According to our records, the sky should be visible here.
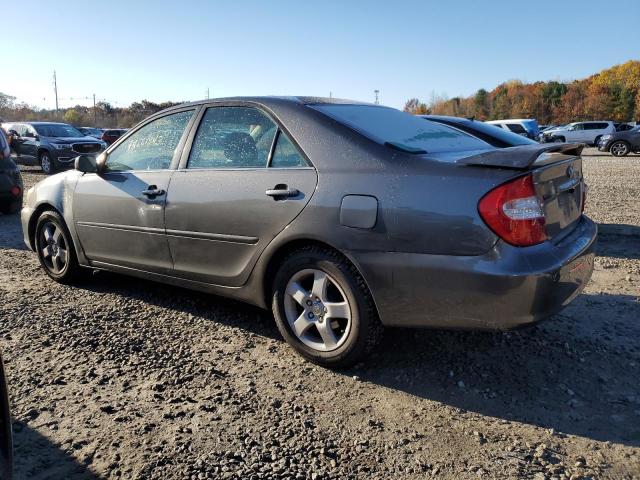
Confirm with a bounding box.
[3,0,639,110]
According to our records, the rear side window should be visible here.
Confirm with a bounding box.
[188,107,277,169]
[311,104,491,154]
[506,123,526,134]
[270,132,308,168]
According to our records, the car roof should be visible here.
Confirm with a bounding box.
[160,96,372,113]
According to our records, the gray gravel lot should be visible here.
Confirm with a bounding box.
[0,148,639,479]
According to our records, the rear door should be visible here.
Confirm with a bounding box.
[165,105,318,287]
[73,108,197,273]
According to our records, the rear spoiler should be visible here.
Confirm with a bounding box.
[457,143,584,170]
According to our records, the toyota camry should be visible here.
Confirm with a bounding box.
[21,97,596,368]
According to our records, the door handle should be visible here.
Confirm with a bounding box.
[266,185,299,199]
[142,185,166,197]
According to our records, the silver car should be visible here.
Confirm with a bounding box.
[21,97,596,368]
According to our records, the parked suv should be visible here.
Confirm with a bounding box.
[598,125,640,157]
[3,122,106,174]
[541,121,615,146]
[486,119,540,139]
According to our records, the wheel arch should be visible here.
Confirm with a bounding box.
[27,202,61,250]
[260,238,381,319]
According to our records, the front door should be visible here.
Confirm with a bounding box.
[73,109,196,273]
[165,106,318,286]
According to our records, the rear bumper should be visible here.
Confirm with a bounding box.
[350,216,597,329]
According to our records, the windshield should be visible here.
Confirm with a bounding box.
[310,104,491,154]
[34,123,85,138]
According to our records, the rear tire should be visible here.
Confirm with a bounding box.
[39,151,56,175]
[35,210,83,283]
[610,141,630,157]
[271,246,383,369]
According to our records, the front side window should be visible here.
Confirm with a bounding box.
[188,107,277,169]
[105,110,193,172]
[270,132,308,168]
[311,104,490,154]
[573,123,584,131]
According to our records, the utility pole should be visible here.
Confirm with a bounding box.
[93,93,97,125]
[329,91,333,99]
[374,89,379,105]
[206,87,210,99]
[53,70,59,118]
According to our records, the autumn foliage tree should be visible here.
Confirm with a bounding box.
[404,60,640,124]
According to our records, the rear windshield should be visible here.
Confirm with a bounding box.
[427,118,538,148]
[310,104,491,154]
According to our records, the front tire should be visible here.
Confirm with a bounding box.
[593,135,602,147]
[39,151,55,175]
[35,210,82,283]
[272,246,383,369]
[553,136,566,143]
[610,141,630,157]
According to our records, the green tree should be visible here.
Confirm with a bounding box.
[63,109,81,125]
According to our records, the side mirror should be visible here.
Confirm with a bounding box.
[568,126,575,131]
[75,154,98,173]
[7,130,18,137]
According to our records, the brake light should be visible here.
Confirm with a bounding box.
[478,174,547,247]
[10,186,21,197]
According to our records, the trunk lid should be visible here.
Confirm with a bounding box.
[463,143,586,242]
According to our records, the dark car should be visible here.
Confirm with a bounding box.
[22,97,595,368]
[598,125,640,156]
[0,131,22,214]
[77,127,104,139]
[101,129,127,145]
[420,115,539,148]
[4,122,106,174]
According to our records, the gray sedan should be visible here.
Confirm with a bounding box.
[21,97,596,368]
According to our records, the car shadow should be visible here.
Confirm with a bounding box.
[74,269,640,447]
[596,224,640,260]
[0,213,26,251]
[349,290,640,447]
[12,421,100,479]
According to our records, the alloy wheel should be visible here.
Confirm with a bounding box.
[40,154,52,174]
[38,222,68,274]
[610,141,628,157]
[284,269,352,352]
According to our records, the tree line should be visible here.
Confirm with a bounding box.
[404,60,640,124]
[0,94,182,128]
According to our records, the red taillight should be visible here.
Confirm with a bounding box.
[10,186,21,197]
[478,174,547,247]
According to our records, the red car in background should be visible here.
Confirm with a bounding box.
[101,129,128,145]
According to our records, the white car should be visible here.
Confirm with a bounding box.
[486,119,539,139]
[541,121,615,145]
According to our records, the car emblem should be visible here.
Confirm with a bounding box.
[566,166,574,178]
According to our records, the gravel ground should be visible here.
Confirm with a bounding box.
[0,148,638,479]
